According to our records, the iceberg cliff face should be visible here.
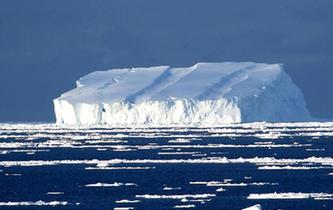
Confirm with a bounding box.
[54,62,311,125]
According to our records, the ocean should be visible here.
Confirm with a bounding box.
[0,123,332,210]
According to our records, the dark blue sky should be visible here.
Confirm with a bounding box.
[1,0,332,122]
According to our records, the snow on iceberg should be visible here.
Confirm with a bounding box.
[54,62,311,125]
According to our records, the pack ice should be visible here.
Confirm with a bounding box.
[54,62,310,125]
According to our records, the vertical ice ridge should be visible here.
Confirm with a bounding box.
[196,64,256,100]
[149,64,200,101]
[124,67,173,104]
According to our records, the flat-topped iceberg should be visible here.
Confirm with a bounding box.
[54,62,311,125]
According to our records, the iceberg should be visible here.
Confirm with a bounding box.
[54,62,311,125]
[242,204,262,210]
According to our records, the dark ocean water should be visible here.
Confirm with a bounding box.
[0,123,332,210]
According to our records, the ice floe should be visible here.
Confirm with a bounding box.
[85,182,137,187]
[46,192,64,195]
[1,156,333,167]
[248,192,333,200]
[258,165,333,170]
[173,204,196,208]
[189,181,277,187]
[114,207,134,210]
[0,200,69,206]
[242,204,262,210]
[115,200,141,204]
[163,187,182,191]
[1,122,333,210]
[136,194,216,199]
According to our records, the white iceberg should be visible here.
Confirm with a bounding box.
[54,62,310,125]
[242,204,262,210]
